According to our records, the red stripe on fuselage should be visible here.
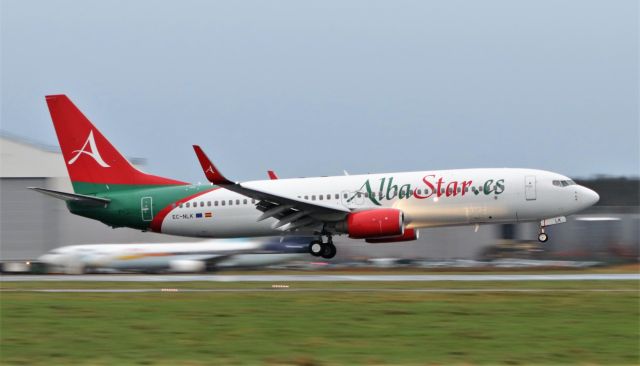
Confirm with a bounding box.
[150,188,219,233]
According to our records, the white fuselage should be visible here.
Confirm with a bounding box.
[158,168,599,238]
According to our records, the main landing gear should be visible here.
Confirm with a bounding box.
[309,235,336,259]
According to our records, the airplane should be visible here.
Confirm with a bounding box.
[38,237,308,274]
[31,95,600,259]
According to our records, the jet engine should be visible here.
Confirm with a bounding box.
[335,209,405,239]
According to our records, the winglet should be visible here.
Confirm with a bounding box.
[267,170,279,180]
[192,145,234,185]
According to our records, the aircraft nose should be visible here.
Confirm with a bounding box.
[581,186,600,207]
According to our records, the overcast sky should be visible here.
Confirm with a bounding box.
[1,0,638,183]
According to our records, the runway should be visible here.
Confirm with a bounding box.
[1,273,638,282]
[1,288,637,293]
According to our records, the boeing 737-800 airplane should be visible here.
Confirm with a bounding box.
[32,95,599,259]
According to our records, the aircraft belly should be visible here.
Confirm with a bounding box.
[160,210,279,238]
[107,257,172,271]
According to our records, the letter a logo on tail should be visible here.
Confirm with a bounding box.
[67,130,111,167]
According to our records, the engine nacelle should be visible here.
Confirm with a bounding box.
[169,260,206,273]
[365,228,419,243]
[336,209,405,239]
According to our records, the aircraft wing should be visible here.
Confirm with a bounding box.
[193,145,349,232]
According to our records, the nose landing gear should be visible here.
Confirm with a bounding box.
[537,226,549,243]
[536,216,566,243]
[538,231,548,243]
[308,235,336,259]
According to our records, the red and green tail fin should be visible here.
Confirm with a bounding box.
[45,95,188,194]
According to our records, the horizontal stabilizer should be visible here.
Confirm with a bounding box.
[29,187,111,206]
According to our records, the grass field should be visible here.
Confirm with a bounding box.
[1,280,638,365]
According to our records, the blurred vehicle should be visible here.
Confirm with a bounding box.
[39,237,308,274]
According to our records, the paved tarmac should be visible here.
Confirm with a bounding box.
[0,288,637,293]
[1,274,638,282]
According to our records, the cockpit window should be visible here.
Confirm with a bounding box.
[553,179,576,187]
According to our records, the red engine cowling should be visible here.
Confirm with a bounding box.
[365,228,418,243]
[342,209,404,239]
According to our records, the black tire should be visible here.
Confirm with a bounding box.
[538,233,548,243]
[308,240,324,256]
[321,243,337,259]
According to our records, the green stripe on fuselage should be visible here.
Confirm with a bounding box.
[67,183,214,231]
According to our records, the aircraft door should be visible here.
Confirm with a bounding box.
[141,196,153,221]
[525,176,536,200]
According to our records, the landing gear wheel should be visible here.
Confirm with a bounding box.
[308,240,324,257]
[321,243,337,259]
[538,232,548,243]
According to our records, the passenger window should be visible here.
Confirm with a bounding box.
[229,200,233,205]
[327,194,331,200]
[207,201,211,207]
[357,192,362,198]
[221,201,226,206]
[335,194,339,199]
[200,202,204,207]
[179,204,183,208]
[252,199,256,204]
[186,202,190,208]
[236,199,240,205]
[457,187,461,193]
[312,195,316,200]
[319,195,323,200]
[343,193,348,199]
[305,195,309,200]
[243,199,248,204]
[214,201,218,206]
